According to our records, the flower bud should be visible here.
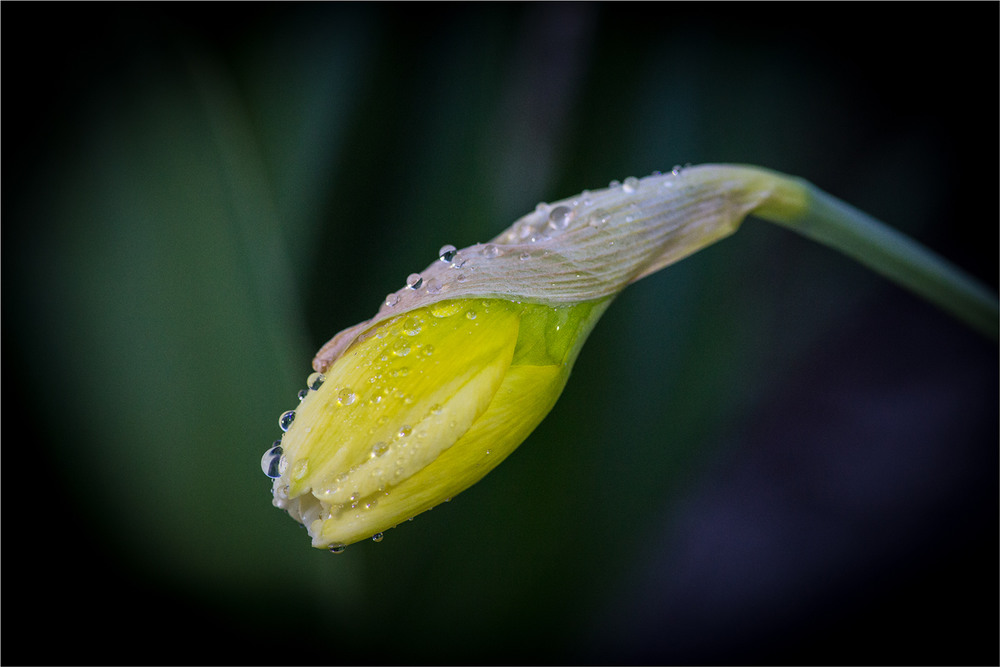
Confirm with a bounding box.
[270,298,609,549]
[265,165,810,549]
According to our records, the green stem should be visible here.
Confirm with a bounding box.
[756,176,999,341]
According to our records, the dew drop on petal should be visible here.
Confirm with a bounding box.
[481,244,501,258]
[279,410,296,432]
[337,388,357,406]
[385,293,400,308]
[297,389,309,401]
[622,176,639,193]
[261,443,283,478]
[372,532,384,543]
[466,309,477,320]
[589,208,610,229]
[328,543,347,554]
[425,277,442,294]
[290,458,310,482]
[548,205,572,230]
[403,316,423,336]
[307,372,326,391]
[438,244,457,262]
[405,273,423,289]
[430,301,462,318]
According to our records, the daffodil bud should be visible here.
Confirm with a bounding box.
[264,165,810,550]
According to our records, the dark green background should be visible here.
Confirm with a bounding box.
[5,3,997,664]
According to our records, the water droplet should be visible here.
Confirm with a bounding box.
[608,179,621,189]
[403,316,423,336]
[307,372,326,391]
[456,273,467,283]
[481,244,501,258]
[279,410,296,432]
[337,388,356,406]
[385,293,400,308]
[519,252,531,261]
[290,458,309,481]
[297,389,309,401]
[548,205,572,230]
[405,273,423,289]
[466,310,477,320]
[420,344,435,357]
[622,176,639,193]
[261,443,283,478]
[430,301,462,318]
[438,244,457,262]
[425,278,442,294]
[370,441,390,458]
[392,340,411,357]
[535,202,549,215]
[372,532,384,543]
[589,208,610,229]
[398,425,412,438]
[328,543,347,555]
[671,164,683,176]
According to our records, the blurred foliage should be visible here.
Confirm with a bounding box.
[4,3,997,664]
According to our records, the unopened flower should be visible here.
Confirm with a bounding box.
[268,297,609,550]
[262,163,996,550]
[262,165,810,550]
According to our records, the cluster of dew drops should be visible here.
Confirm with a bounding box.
[379,167,686,309]
[259,242,489,481]
[260,371,385,553]
[261,168,685,553]
[258,241,487,554]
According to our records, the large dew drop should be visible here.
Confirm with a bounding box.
[438,244,457,263]
[261,443,283,478]
[548,205,572,230]
[278,410,296,432]
[307,372,326,391]
[337,388,357,406]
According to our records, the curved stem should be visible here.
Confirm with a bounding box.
[754,173,999,341]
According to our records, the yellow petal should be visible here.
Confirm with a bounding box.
[314,362,564,548]
[269,297,611,549]
[273,300,521,543]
